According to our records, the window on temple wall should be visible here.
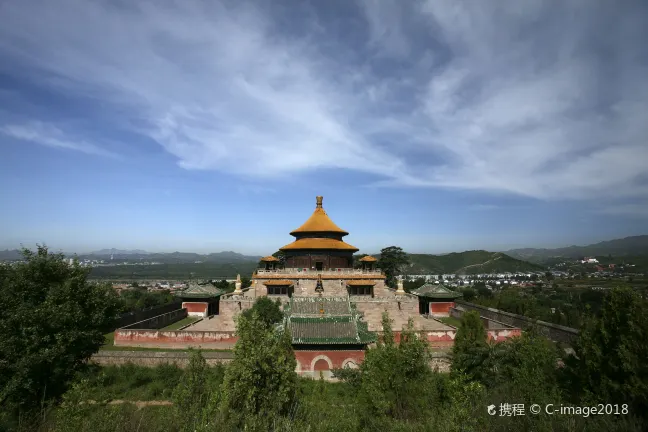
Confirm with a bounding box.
[349,286,372,295]
[267,286,291,296]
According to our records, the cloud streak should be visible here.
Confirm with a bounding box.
[0,0,646,200]
[1,122,119,158]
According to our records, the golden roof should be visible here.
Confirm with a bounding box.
[346,280,376,286]
[290,196,349,236]
[263,280,294,286]
[260,256,280,262]
[359,256,377,262]
[279,238,359,252]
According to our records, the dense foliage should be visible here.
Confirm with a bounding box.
[219,305,296,430]
[469,284,617,327]
[119,288,176,313]
[377,246,410,288]
[354,313,433,427]
[563,287,648,417]
[2,249,647,432]
[0,247,122,415]
[240,296,284,328]
[451,310,489,382]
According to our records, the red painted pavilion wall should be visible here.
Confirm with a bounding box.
[430,302,455,317]
[182,302,208,317]
[294,350,365,377]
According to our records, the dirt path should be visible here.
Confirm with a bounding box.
[84,400,173,409]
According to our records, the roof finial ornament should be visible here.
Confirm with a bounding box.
[316,195,323,208]
[396,277,405,294]
[234,273,242,294]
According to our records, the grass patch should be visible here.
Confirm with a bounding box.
[77,362,226,402]
[160,317,199,331]
[436,316,462,327]
[103,332,115,347]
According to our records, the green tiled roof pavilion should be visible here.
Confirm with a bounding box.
[411,283,462,299]
[284,297,376,345]
[175,282,225,299]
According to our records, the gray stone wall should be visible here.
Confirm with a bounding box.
[455,301,579,344]
[215,298,255,331]
[115,301,183,329]
[353,297,419,331]
[120,309,187,330]
[91,351,234,367]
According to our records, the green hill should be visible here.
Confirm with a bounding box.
[506,235,648,263]
[405,251,544,275]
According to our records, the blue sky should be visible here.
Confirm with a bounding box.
[1,0,647,255]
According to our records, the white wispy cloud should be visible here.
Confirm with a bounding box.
[0,0,646,201]
[1,122,119,158]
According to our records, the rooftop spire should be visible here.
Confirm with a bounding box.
[288,195,350,237]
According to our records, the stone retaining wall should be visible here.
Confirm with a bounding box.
[92,351,234,367]
[115,301,183,329]
[92,350,452,375]
[120,309,187,330]
[114,329,238,349]
[455,301,578,344]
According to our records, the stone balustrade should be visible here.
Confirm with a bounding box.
[255,268,383,275]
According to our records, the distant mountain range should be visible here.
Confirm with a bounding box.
[506,235,648,264]
[90,249,149,255]
[2,235,646,272]
[83,250,263,264]
[0,248,262,264]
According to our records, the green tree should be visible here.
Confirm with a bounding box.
[272,250,285,267]
[212,279,230,290]
[563,286,648,422]
[377,246,410,288]
[172,349,215,431]
[241,296,284,329]
[462,287,476,302]
[451,311,489,382]
[0,246,122,414]
[355,313,433,427]
[219,309,297,430]
[403,277,426,293]
[241,276,252,289]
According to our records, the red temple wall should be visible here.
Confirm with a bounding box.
[430,302,455,316]
[114,329,238,349]
[294,350,365,373]
[182,302,208,317]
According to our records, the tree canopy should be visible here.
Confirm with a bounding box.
[451,310,489,382]
[0,246,122,413]
[563,286,648,419]
[377,246,410,288]
[219,307,296,429]
[240,296,284,329]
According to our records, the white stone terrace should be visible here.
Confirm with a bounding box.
[255,268,383,276]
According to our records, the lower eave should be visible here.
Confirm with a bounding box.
[253,274,385,280]
[176,293,224,299]
[413,294,463,300]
